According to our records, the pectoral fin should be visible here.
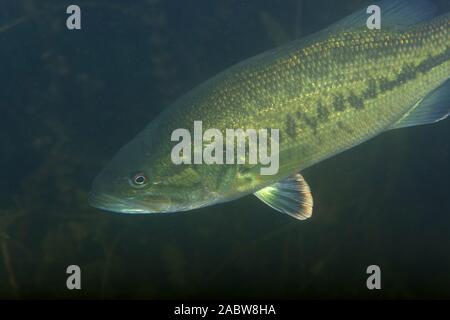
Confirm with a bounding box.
[390,78,450,130]
[254,173,313,220]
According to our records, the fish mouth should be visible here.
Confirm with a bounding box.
[88,191,168,214]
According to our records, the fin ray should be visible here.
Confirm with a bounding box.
[254,173,313,220]
[390,79,450,130]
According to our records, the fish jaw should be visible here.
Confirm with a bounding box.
[88,190,171,214]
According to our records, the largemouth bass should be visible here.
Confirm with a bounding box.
[89,0,450,219]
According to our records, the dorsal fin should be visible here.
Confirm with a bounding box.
[254,173,313,220]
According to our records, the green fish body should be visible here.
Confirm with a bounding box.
[90,0,450,218]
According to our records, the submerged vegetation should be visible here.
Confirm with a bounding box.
[1,0,450,299]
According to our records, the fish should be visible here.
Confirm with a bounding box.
[89,0,450,219]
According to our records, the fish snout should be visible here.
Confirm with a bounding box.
[88,191,131,213]
[88,189,172,214]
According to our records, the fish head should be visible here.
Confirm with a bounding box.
[89,129,216,214]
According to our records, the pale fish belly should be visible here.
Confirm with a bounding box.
[88,2,449,218]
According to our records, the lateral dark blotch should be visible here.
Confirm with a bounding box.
[363,78,377,99]
[317,101,329,121]
[379,76,396,92]
[437,46,450,64]
[303,114,318,133]
[333,94,345,111]
[417,54,434,73]
[397,63,416,83]
[417,47,450,73]
[347,92,364,109]
[285,114,297,138]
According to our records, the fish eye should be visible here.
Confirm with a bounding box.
[130,172,148,187]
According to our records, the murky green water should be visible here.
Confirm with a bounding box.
[1,0,449,299]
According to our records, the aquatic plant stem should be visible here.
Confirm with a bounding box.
[1,236,19,298]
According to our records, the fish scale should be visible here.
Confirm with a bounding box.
[90,2,450,216]
[192,21,440,182]
[152,14,449,196]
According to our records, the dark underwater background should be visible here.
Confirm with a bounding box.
[1,0,449,299]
